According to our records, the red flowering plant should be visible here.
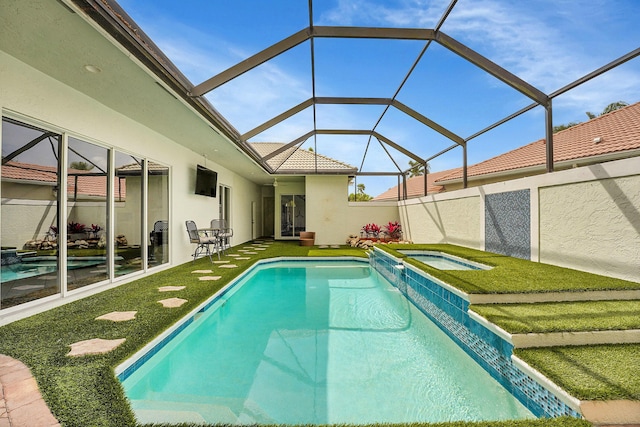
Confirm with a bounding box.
[67,221,86,234]
[361,223,381,237]
[384,221,402,239]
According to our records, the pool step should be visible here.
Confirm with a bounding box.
[130,396,277,425]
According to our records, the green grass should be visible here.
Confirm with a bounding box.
[471,300,640,334]
[380,244,640,294]
[516,344,640,401]
[0,241,634,426]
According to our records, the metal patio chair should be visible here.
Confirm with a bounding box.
[210,218,233,256]
[185,220,218,263]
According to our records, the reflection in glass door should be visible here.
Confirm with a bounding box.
[148,162,169,266]
[280,195,305,237]
[67,137,109,291]
[1,118,61,309]
[114,152,143,277]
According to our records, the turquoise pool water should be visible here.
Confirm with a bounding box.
[0,258,104,283]
[121,260,532,425]
[399,250,492,270]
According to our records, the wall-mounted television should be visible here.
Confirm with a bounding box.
[195,164,218,197]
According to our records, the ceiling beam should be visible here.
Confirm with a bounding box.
[435,31,548,106]
[242,99,314,140]
[312,26,435,40]
[262,131,315,161]
[372,132,424,163]
[190,28,311,96]
[392,100,465,145]
[191,27,437,97]
[315,97,393,105]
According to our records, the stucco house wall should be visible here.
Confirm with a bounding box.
[3,51,264,262]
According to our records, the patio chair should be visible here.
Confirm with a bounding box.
[210,219,233,256]
[149,220,168,261]
[185,220,218,263]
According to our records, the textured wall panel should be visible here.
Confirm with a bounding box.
[540,176,640,282]
[485,190,531,259]
[403,196,481,248]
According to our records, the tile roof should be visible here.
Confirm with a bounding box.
[438,101,640,182]
[372,168,460,201]
[250,143,357,173]
[2,161,126,199]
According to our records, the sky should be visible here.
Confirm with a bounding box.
[118,0,640,197]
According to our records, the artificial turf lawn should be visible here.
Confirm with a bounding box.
[380,244,640,294]
[0,241,635,426]
[516,344,640,401]
[471,300,640,334]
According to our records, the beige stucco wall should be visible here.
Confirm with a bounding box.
[305,176,400,245]
[305,176,348,245]
[539,174,640,282]
[400,195,482,248]
[344,202,400,241]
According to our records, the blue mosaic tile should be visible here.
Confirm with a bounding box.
[370,249,581,419]
[485,190,531,260]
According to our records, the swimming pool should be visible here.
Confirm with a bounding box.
[0,258,104,283]
[399,250,492,270]
[119,259,532,425]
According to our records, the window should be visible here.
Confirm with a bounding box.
[1,116,172,311]
[148,162,169,266]
[1,118,61,308]
[66,137,109,290]
[114,151,144,277]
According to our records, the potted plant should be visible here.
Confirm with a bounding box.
[383,221,402,241]
[67,221,87,241]
[361,223,381,239]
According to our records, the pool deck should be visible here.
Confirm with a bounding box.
[0,354,59,427]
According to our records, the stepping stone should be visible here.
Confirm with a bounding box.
[67,338,126,357]
[235,257,250,260]
[158,286,186,292]
[227,254,241,257]
[158,297,187,308]
[198,276,222,281]
[243,251,258,255]
[95,311,137,322]
[330,245,341,248]
[213,260,230,264]
[318,245,329,248]
[192,269,213,274]
[219,264,238,269]
[254,248,266,251]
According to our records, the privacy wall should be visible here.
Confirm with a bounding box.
[399,157,640,283]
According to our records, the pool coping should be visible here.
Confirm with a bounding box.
[371,247,640,425]
[398,249,493,270]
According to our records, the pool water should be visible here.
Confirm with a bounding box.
[399,251,491,270]
[121,260,532,425]
[0,259,106,283]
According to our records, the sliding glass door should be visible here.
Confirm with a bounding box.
[280,194,306,237]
